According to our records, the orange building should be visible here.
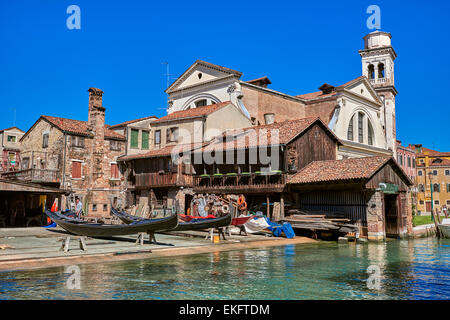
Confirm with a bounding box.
[410,144,450,213]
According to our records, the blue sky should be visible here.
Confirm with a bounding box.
[1,0,449,150]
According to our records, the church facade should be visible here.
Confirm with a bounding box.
[165,31,398,160]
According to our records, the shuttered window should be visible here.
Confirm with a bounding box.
[111,163,119,179]
[142,131,149,150]
[130,129,139,149]
[72,161,82,179]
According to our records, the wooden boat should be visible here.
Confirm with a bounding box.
[46,209,178,237]
[111,208,231,232]
[438,218,450,238]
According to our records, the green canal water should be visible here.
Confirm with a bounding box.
[0,238,449,300]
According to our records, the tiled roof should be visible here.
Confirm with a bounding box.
[246,76,272,86]
[152,101,232,123]
[288,156,391,184]
[296,76,365,101]
[41,116,126,140]
[420,158,450,167]
[200,117,340,153]
[0,126,24,133]
[109,116,158,129]
[411,146,450,158]
[118,143,205,161]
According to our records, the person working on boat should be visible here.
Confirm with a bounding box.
[75,197,83,218]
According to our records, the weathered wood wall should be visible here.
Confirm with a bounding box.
[298,190,367,225]
[286,123,337,172]
[365,162,410,191]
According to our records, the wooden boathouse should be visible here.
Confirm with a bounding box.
[0,179,65,227]
[287,157,414,240]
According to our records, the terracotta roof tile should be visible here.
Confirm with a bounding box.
[152,101,232,123]
[288,156,390,184]
[109,116,158,129]
[42,116,125,140]
[200,117,340,153]
[0,126,24,134]
[118,143,204,161]
[296,76,365,101]
[411,146,450,158]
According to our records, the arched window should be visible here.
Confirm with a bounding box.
[358,112,364,143]
[347,115,354,141]
[195,99,207,107]
[368,120,374,146]
[378,63,385,78]
[368,64,375,79]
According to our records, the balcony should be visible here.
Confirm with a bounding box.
[135,172,193,189]
[193,171,287,194]
[2,168,60,184]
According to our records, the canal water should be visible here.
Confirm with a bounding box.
[0,238,449,300]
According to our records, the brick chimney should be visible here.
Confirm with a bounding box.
[88,87,105,136]
[87,87,106,188]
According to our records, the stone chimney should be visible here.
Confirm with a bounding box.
[87,87,106,189]
[88,87,105,135]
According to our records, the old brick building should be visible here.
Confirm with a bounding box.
[0,127,24,173]
[16,88,126,215]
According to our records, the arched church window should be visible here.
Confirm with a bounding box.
[368,120,374,146]
[378,63,385,78]
[347,115,354,141]
[368,64,375,79]
[195,99,207,107]
[358,112,364,143]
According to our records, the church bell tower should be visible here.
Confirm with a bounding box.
[359,31,398,156]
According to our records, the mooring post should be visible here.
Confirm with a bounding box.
[136,232,145,245]
[60,236,71,252]
[79,236,87,251]
[148,232,156,244]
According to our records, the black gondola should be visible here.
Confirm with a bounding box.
[111,207,232,231]
[45,209,178,237]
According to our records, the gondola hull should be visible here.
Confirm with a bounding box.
[111,208,231,232]
[46,210,178,237]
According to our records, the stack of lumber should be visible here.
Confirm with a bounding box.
[282,211,358,234]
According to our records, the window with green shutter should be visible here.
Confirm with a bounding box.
[142,131,149,149]
[130,129,139,149]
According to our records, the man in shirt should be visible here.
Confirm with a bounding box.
[75,197,83,218]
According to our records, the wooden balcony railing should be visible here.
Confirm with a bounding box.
[1,168,60,184]
[193,172,287,193]
[135,172,194,188]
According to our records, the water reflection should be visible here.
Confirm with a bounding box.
[0,238,448,300]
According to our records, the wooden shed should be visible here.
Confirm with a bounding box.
[287,157,414,240]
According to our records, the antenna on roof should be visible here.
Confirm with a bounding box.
[11,107,16,126]
[161,62,172,90]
